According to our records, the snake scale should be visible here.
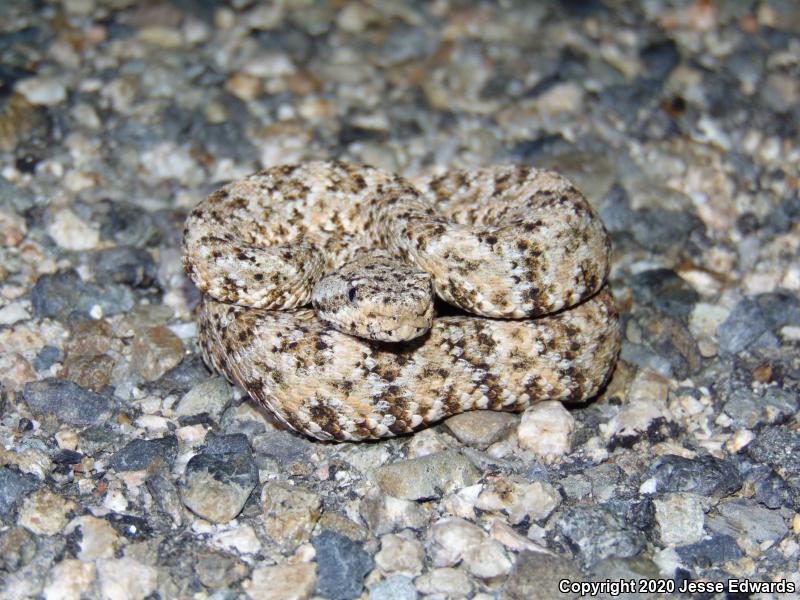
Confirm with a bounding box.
[183,161,620,441]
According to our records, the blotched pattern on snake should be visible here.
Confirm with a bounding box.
[183,161,620,441]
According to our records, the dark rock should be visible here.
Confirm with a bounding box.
[640,39,680,82]
[747,426,800,486]
[737,461,795,509]
[597,184,634,233]
[94,200,161,247]
[630,208,703,254]
[644,454,742,498]
[312,530,373,600]
[180,452,258,523]
[22,379,113,426]
[763,194,800,234]
[151,355,210,396]
[30,270,134,321]
[716,297,769,354]
[631,269,699,319]
[553,505,646,567]
[707,498,788,543]
[203,433,251,456]
[52,449,82,465]
[88,246,157,288]
[32,345,61,371]
[252,429,313,464]
[109,437,178,472]
[723,386,797,429]
[756,291,800,330]
[0,467,38,516]
[675,534,743,569]
[502,552,584,600]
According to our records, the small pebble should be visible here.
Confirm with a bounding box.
[247,562,317,600]
[181,452,258,523]
[261,481,322,548]
[372,449,479,500]
[444,411,518,449]
[311,530,373,600]
[517,401,575,461]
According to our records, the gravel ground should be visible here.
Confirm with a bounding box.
[1,1,799,599]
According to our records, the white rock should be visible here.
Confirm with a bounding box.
[0,302,30,325]
[415,568,472,596]
[600,369,669,441]
[429,517,486,567]
[47,208,100,251]
[462,539,512,578]
[42,560,96,600]
[64,516,120,560]
[96,557,158,600]
[375,533,423,575]
[518,401,575,461]
[211,524,262,555]
[17,76,67,105]
[246,562,316,600]
[475,477,561,524]
[654,493,706,546]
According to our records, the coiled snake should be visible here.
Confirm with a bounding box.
[183,161,620,441]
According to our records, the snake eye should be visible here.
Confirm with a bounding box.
[348,287,357,302]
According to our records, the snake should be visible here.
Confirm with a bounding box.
[182,161,620,441]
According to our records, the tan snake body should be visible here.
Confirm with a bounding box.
[183,161,620,441]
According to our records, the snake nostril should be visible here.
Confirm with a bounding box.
[348,287,357,302]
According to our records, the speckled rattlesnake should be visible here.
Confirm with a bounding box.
[183,161,620,441]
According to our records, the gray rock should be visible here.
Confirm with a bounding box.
[554,505,646,567]
[373,449,480,500]
[95,200,161,247]
[675,534,743,568]
[443,410,518,449]
[312,530,373,600]
[30,270,135,321]
[369,575,417,600]
[203,432,251,456]
[737,461,794,509]
[359,489,430,535]
[0,176,35,212]
[251,429,313,464]
[88,246,156,288]
[747,426,800,482]
[180,452,258,523]
[716,297,769,354]
[32,345,61,371]
[22,379,113,426]
[631,269,699,319]
[502,552,584,600]
[193,550,248,589]
[110,437,178,472]
[630,209,704,255]
[587,556,664,600]
[644,454,742,498]
[707,498,789,544]
[0,527,37,571]
[0,467,38,516]
[174,377,232,421]
[723,386,797,429]
[756,291,800,330]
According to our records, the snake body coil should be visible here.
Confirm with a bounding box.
[183,161,620,441]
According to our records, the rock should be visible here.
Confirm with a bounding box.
[311,530,373,600]
[22,380,113,426]
[359,489,429,535]
[756,291,800,330]
[502,552,584,600]
[443,411,518,449]
[416,567,472,597]
[675,534,743,568]
[631,268,700,319]
[95,557,158,600]
[251,429,313,464]
[737,461,794,509]
[601,368,669,444]
[16,76,67,105]
[203,432,251,456]
[174,377,231,420]
[0,527,37,571]
[372,449,479,500]
[374,534,423,576]
[32,346,62,372]
[707,498,788,545]
[429,517,486,566]
[88,247,156,288]
[180,452,258,523]
[554,505,646,567]
[517,401,575,461]
[0,206,27,246]
[368,575,417,600]
[18,488,76,535]
[722,386,796,429]
[261,481,322,548]
[130,326,184,381]
[42,559,96,600]
[194,550,248,589]
[247,562,316,600]
[643,454,742,498]
[145,471,185,528]
[109,437,178,472]
[60,353,114,392]
[475,476,561,524]
[629,209,704,255]
[0,468,38,516]
[586,556,664,600]
[653,493,705,546]
[31,270,134,321]
[716,297,769,354]
[63,516,119,560]
[0,353,35,392]
[462,539,512,578]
